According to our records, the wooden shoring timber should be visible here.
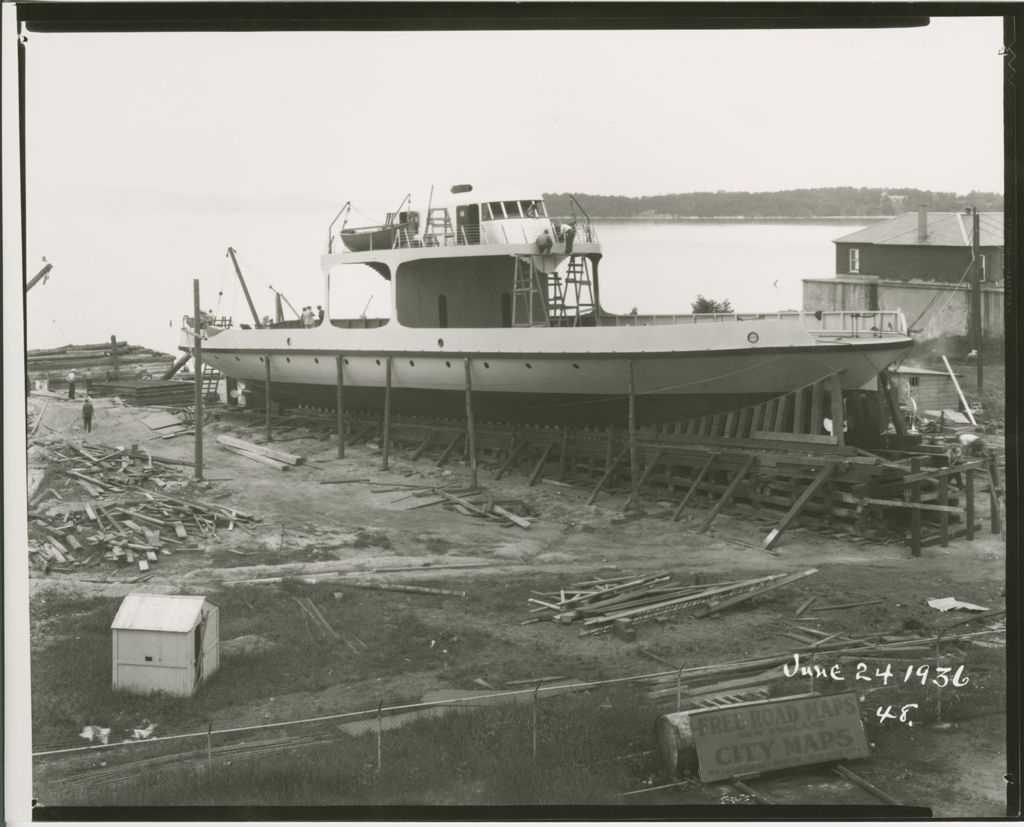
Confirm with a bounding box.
[587,444,630,505]
[494,436,527,480]
[671,454,717,521]
[696,455,756,533]
[762,462,837,550]
[623,448,666,511]
[528,441,558,486]
[435,430,466,467]
[792,385,806,435]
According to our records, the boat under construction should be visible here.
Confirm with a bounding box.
[183,186,913,429]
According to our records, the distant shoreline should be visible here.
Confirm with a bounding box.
[566,216,888,223]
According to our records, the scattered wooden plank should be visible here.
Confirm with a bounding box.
[217,434,305,465]
[813,599,884,612]
[349,580,467,598]
[793,597,816,618]
[220,443,291,471]
[492,503,530,529]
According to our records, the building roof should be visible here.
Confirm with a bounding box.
[834,212,1003,247]
[111,593,214,632]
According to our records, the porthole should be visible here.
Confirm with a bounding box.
[409,360,415,367]
[286,337,292,346]
[259,356,264,363]
[285,357,291,363]
[747,332,759,344]
[314,358,319,364]
[344,358,350,365]
[484,361,490,368]
[445,361,451,368]
[375,359,381,366]
[437,338,445,348]
[235,356,241,361]
[572,363,580,369]
[525,362,532,369]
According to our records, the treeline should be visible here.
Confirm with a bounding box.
[544,188,1004,219]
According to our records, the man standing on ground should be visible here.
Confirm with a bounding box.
[66,369,77,399]
[82,396,94,433]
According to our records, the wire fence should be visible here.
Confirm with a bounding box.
[32,626,1005,807]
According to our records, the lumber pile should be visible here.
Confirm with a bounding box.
[27,439,259,574]
[217,435,305,470]
[526,569,818,636]
[87,378,196,406]
[27,341,177,385]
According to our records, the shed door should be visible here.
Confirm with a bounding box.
[457,204,480,244]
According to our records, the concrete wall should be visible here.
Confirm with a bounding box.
[803,277,1004,340]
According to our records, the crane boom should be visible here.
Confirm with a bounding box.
[26,261,53,292]
[226,247,262,327]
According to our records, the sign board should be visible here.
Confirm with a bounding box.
[689,691,870,782]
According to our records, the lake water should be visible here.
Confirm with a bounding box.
[25,215,869,357]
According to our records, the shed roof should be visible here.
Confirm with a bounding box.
[111,593,214,632]
[834,212,1003,247]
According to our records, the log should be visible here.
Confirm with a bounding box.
[492,503,530,529]
[216,435,305,465]
[219,443,291,471]
[349,580,467,598]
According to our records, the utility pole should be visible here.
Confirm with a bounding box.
[969,207,983,391]
[193,279,204,480]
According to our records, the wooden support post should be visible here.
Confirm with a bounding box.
[604,426,615,471]
[828,375,845,446]
[793,387,806,434]
[624,448,665,511]
[696,455,754,533]
[464,358,477,488]
[671,454,716,522]
[558,425,570,480]
[808,379,824,435]
[382,356,392,471]
[627,359,639,514]
[336,355,345,459]
[192,282,203,481]
[938,476,949,547]
[529,441,557,486]
[773,394,788,432]
[495,437,527,480]
[724,411,737,438]
[879,370,906,447]
[435,431,465,467]
[110,334,120,379]
[964,466,975,541]
[587,445,629,505]
[411,430,437,462]
[264,353,272,443]
[763,462,836,550]
[909,456,922,556]
[987,456,1003,537]
[738,407,752,438]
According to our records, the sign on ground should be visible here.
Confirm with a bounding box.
[690,691,870,782]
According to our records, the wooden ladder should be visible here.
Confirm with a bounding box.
[424,207,455,245]
[563,255,595,326]
[512,257,549,327]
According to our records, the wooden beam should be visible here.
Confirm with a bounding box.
[762,462,836,550]
[828,374,845,446]
[793,387,806,434]
[964,465,975,541]
[464,358,477,488]
[410,430,438,461]
[192,283,203,480]
[696,455,755,533]
[336,355,345,459]
[264,353,272,443]
[495,437,527,480]
[624,448,665,511]
[529,442,557,487]
[773,394,788,432]
[671,454,716,522]
[809,378,825,436]
[879,370,906,445]
[382,356,392,471]
[909,456,922,556]
[587,444,629,505]
[938,476,949,547]
[435,431,465,467]
[627,358,639,513]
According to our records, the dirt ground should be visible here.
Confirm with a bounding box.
[24,391,1010,816]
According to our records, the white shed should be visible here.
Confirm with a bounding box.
[111,593,219,696]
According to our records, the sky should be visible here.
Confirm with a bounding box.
[14,15,1007,353]
[24,16,1004,211]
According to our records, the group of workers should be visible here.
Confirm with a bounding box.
[535,220,578,255]
[300,305,325,328]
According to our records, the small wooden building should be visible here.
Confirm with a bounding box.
[894,365,963,412]
[111,593,219,697]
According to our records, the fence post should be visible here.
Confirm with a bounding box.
[376,699,383,774]
[206,723,213,774]
[676,666,684,711]
[532,681,542,762]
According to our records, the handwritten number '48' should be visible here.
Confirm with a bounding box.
[876,704,918,725]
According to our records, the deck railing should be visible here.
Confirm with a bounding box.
[386,219,599,251]
[611,309,908,336]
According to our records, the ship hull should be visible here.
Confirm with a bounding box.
[198,331,911,426]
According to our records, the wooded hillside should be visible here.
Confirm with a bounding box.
[544,187,1004,219]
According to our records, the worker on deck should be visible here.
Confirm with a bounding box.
[536,229,553,254]
[66,369,77,399]
[560,220,577,255]
[317,305,325,325]
[82,396,94,433]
